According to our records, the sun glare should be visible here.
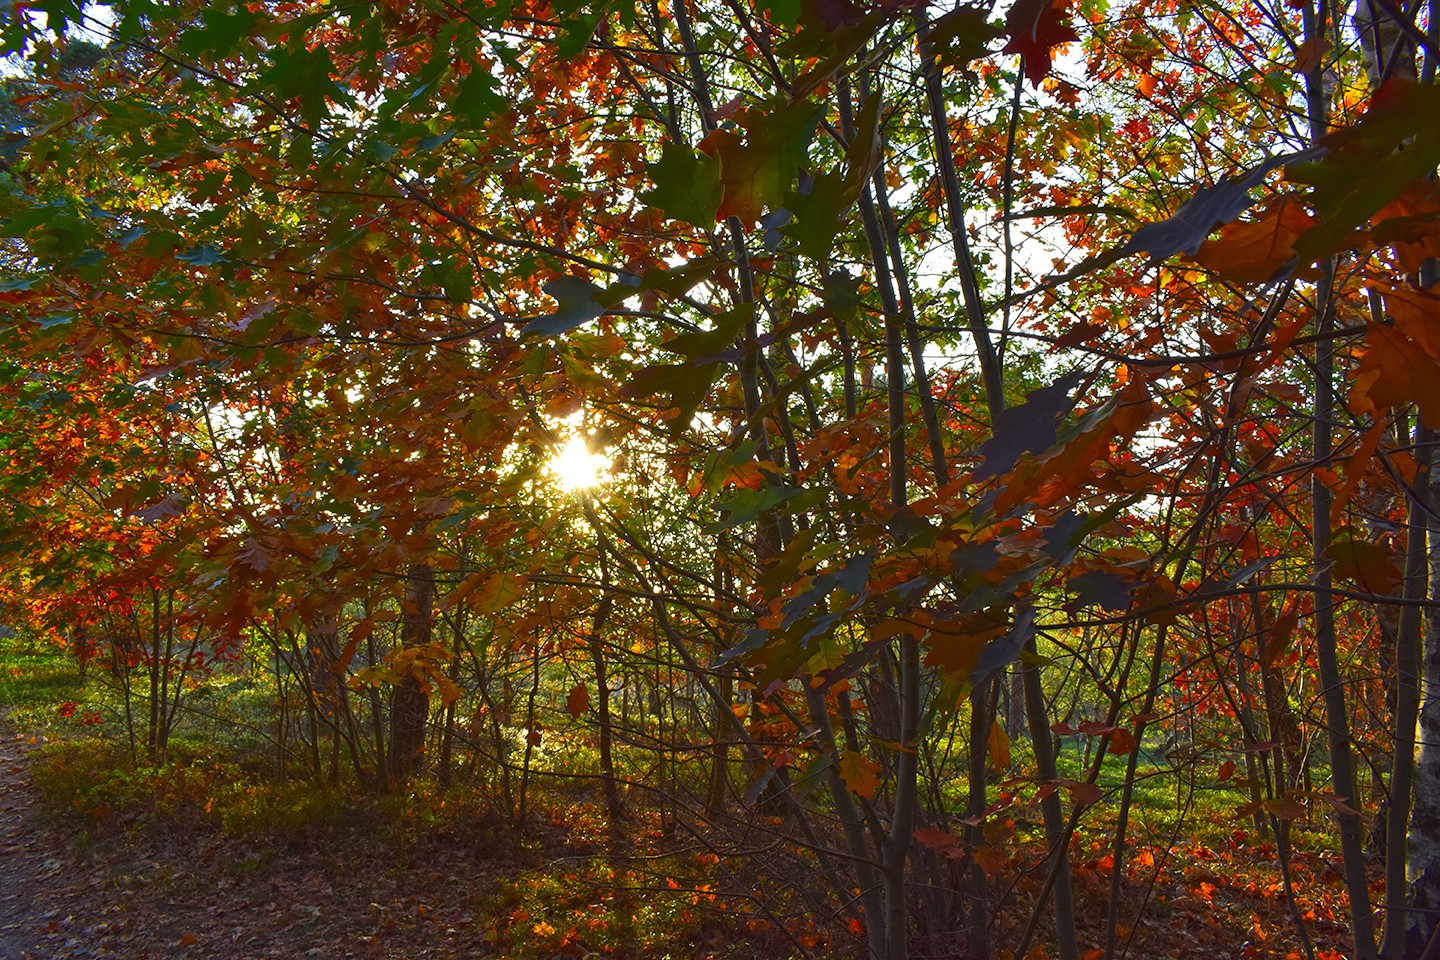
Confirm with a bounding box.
[550,435,612,491]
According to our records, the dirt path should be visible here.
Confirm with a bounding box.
[0,731,82,960]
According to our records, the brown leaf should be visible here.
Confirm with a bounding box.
[566,684,589,719]
[1264,795,1307,820]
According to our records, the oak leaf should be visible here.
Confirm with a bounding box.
[1002,0,1079,86]
[1191,197,1315,283]
[838,749,883,799]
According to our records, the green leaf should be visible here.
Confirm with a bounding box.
[177,4,261,57]
[662,304,751,361]
[523,276,615,337]
[451,69,504,129]
[711,98,825,224]
[257,43,349,127]
[760,0,801,27]
[555,2,612,58]
[641,141,723,227]
[1289,81,1440,260]
[924,5,1003,70]
[619,362,720,432]
[634,256,721,297]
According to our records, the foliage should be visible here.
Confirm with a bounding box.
[1,0,1438,957]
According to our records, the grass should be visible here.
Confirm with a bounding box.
[0,636,86,731]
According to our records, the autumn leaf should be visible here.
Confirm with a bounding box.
[1264,795,1307,820]
[972,843,1008,876]
[1123,153,1299,262]
[566,683,590,718]
[912,826,959,851]
[1326,532,1402,595]
[988,720,1012,770]
[1002,0,1079,86]
[1352,319,1440,429]
[1061,779,1103,806]
[701,98,824,224]
[1191,197,1315,284]
[838,749,883,799]
[1289,79,1440,260]
[1107,727,1137,755]
[1218,760,1236,782]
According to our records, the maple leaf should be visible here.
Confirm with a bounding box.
[1001,0,1080,87]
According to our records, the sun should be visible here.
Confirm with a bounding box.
[549,435,612,491]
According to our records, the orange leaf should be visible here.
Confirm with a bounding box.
[1107,727,1137,755]
[988,720,1012,770]
[1191,198,1315,284]
[838,750,883,800]
[1218,760,1237,782]
[1353,322,1440,427]
[566,684,590,718]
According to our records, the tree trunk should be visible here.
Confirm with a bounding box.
[387,563,434,787]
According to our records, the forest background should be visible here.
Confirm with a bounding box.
[1,0,1439,957]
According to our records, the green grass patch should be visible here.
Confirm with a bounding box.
[27,736,348,841]
[0,641,85,730]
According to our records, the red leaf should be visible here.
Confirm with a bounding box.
[913,826,959,850]
[1002,0,1080,86]
[566,684,590,718]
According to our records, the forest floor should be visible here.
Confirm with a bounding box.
[0,715,1366,960]
[1,721,523,959]
[0,643,1367,960]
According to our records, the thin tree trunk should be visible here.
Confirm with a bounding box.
[1382,424,1431,959]
[388,563,435,786]
[1304,0,1376,950]
[1405,255,1440,959]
